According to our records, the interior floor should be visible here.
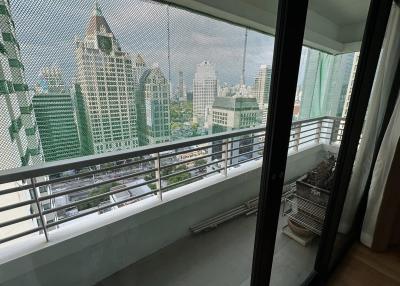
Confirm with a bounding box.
[328,243,400,286]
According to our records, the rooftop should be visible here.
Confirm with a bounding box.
[212,97,260,111]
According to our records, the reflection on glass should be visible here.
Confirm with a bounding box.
[270,47,359,285]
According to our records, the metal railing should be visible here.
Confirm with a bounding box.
[0,116,345,245]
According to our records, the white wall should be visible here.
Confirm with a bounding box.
[169,0,366,54]
[0,144,338,286]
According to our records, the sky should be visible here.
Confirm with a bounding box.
[12,0,275,89]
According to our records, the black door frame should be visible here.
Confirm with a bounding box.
[250,0,309,285]
[250,0,393,285]
[318,0,399,279]
[312,0,392,283]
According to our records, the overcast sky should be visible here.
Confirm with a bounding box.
[12,0,276,89]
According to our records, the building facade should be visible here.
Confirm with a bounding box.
[177,70,186,102]
[75,2,145,154]
[137,66,171,145]
[209,97,261,164]
[252,65,272,124]
[342,52,360,118]
[210,97,261,132]
[299,49,355,120]
[0,0,42,168]
[193,60,218,126]
[0,0,56,241]
[33,67,81,162]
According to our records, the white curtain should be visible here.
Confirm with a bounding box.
[361,94,400,246]
[338,4,400,234]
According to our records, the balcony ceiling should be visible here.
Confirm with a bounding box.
[171,0,372,54]
[309,0,369,26]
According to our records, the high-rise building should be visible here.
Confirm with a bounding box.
[0,0,42,168]
[0,1,55,241]
[299,49,355,119]
[186,91,193,102]
[342,52,360,118]
[193,60,218,126]
[177,70,186,102]
[32,67,81,162]
[209,97,261,164]
[137,65,171,145]
[210,97,261,132]
[325,53,355,117]
[253,65,272,124]
[75,2,145,154]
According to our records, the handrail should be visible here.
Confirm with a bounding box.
[0,115,344,245]
[0,116,342,184]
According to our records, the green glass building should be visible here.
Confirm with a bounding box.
[299,49,355,120]
[137,66,171,146]
[0,0,42,168]
[32,68,81,162]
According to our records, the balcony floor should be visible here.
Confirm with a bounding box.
[96,206,319,286]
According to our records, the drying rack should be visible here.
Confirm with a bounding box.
[282,192,327,236]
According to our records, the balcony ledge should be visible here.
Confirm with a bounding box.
[0,143,338,286]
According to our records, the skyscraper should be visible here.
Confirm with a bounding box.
[0,0,42,169]
[0,0,55,241]
[137,65,171,145]
[33,67,81,162]
[177,70,186,101]
[299,49,355,119]
[193,60,218,126]
[342,52,359,117]
[75,2,145,154]
[253,65,272,124]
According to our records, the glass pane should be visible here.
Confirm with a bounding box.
[0,1,276,286]
[269,2,368,285]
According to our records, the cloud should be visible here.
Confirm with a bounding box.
[12,0,275,88]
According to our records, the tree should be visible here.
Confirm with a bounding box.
[76,182,117,211]
[144,172,155,181]
[194,159,207,167]
[167,172,191,185]
[148,183,157,190]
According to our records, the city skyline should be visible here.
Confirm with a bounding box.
[14,0,275,89]
[0,0,358,171]
[0,0,365,257]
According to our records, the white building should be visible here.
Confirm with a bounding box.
[209,97,262,165]
[193,60,218,126]
[177,70,187,102]
[210,97,261,132]
[137,65,171,145]
[252,65,272,124]
[75,2,145,154]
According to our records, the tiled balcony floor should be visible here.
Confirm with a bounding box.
[97,209,318,286]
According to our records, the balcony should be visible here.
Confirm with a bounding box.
[0,116,343,286]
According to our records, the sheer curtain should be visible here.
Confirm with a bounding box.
[338,4,400,234]
[361,89,400,246]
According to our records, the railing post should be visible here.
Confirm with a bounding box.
[294,123,301,152]
[31,177,49,242]
[316,119,322,143]
[221,139,228,176]
[330,118,340,144]
[155,152,162,201]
